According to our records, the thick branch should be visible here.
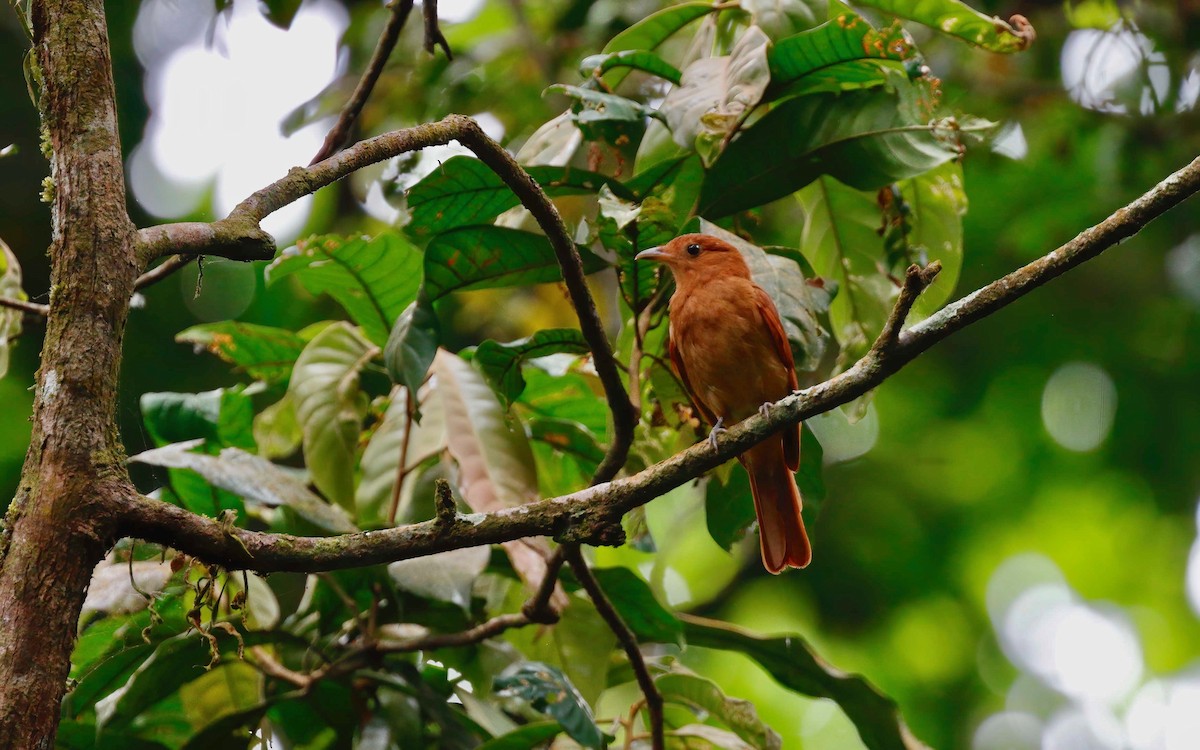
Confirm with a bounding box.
[310,0,416,165]
[117,153,1200,572]
[136,218,275,265]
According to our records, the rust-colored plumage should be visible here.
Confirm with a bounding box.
[636,234,811,572]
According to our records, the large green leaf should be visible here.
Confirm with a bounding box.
[140,388,255,451]
[474,329,590,406]
[288,322,375,510]
[768,11,920,86]
[656,672,783,750]
[855,0,1035,53]
[895,160,966,319]
[478,721,562,749]
[796,175,895,362]
[591,566,683,647]
[698,83,972,217]
[661,26,771,164]
[546,84,664,142]
[681,616,929,750]
[129,442,357,533]
[56,722,169,750]
[601,2,721,87]
[176,321,306,387]
[424,227,608,301]
[267,231,423,346]
[706,466,757,553]
[434,350,562,603]
[579,50,682,85]
[743,0,826,38]
[405,156,633,239]
[388,546,490,611]
[0,238,24,379]
[494,663,607,750]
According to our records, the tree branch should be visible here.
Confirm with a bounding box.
[0,297,48,317]
[136,218,275,266]
[421,0,451,58]
[310,0,416,166]
[115,153,1200,572]
[565,545,663,750]
[453,124,636,484]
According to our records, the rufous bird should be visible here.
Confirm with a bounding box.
[636,234,811,572]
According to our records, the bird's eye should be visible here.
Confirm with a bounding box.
[686,243,701,256]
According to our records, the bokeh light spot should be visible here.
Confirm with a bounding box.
[1041,362,1117,452]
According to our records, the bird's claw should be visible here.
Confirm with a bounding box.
[758,402,772,418]
[708,417,727,451]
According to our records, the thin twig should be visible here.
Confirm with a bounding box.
[871,261,942,354]
[0,297,48,317]
[421,0,451,58]
[310,0,416,166]
[134,253,196,291]
[565,544,663,750]
[386,387,415,526]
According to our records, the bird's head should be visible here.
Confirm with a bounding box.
[634,233,752,284]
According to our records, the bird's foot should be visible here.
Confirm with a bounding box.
[758,402,772,418]
[707,417,727,451]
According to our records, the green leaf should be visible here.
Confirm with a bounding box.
[546,84,665,141]
[580,50,682,85]
[602,2,721,87]
[176,322,306,387]
[385,295,441,399]
[706,466,756,552]
[681,617,929,750]
[796,176,894,362]
[129,442,357,533]
[743,0,826,38]
[95,629,287,732]
[253,392,302,460]
[661,26,771,164]
[797,423,826,508]
[357,386,447,527]
[698,83,970,218]
[140,388,255,451]
[435,350,561,601]
[0,238,25,380]
[478,721,562,749]
[474,329,590,405]
[405,156,633,239]
[424,227,607,301]
[528,417,605,465]
[267,231,423,346]
[895,160,966,319]
[518,367,609,437]
[656,672,782,750]
[591,567,683,647]
[288,322,375,510]
[768,11,921,86]
[179,697,275,750]
[56,721,170,750]
[258,0,302,29]
[388,546,490,611]
[855,0,1035,53]
[494,663,607,750]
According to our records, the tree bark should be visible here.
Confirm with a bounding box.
[0,1,138,746]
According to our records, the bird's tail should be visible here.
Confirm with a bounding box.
[743,442,812,573]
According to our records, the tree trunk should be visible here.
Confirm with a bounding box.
[0,1,138,746]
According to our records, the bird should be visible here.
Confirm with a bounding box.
[636,233,811,572]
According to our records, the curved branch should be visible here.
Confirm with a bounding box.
[117,153,1200,572]
[452,125,636,484]
[310,0,416,165]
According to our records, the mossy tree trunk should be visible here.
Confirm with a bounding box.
[0,1,138,746]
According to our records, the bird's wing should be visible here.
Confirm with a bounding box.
[753,285,801,472]
[669,326,718,427]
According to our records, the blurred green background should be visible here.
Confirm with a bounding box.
[3,1,1200,747]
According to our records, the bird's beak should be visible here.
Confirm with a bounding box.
[635,247,668,262]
